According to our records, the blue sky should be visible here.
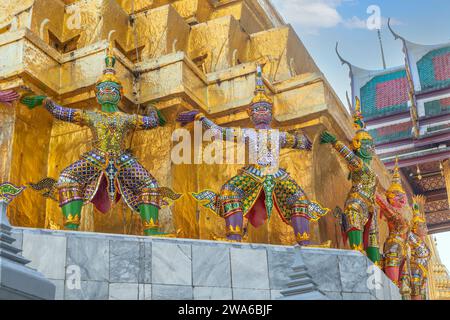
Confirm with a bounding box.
[271,0,450,104]
[271,0,450,270]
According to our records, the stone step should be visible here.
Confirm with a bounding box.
[0,248,31,265]
[287,277,314,288]
[0,233,15,244]
[281,282,317,295]
[0,224,13,233]
[291,265,307,272]
[0,241,22,254]
[288,270,310,280]
[0,257,55,300]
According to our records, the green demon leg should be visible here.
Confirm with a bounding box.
[139,204,166,236]
[366,209,381,265]
[62,200,83,230]
[366,246,381,265]
[348,230,363,252]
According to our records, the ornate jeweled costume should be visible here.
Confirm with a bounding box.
[178,65,329,244]
[321,97,380,263]
[45,100,174,213]
[21,43,180,235]
[333,140,377,232]
[407,195,431,300]
[193,161,328,228]
[0,182,26,205]
[376,159,410,286]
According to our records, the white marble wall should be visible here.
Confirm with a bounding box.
[11,228,401,300]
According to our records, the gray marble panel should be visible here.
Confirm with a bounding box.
[382,270,393,300]
[368,264,388,300]
[323,291,343,300]
[142,242,152,283]
[232,288,271,300]
[67,236,109,281]
[301,251,342,292]
[301,247,356,256]
[267,250,295,289]
[230,248,269,289]
[143,284,152,300]
[152,284,193,300]
[22,232,66,280]
[338,254,370,293]
[137,284,145,300]
[192,244,231,287]
[10,229,23,250]
[110,240,141,283]
[50,279,65,300]
[65,281,108,300]
[152,242,192,285]
[109,283,139,300]
[342,292,374,300]
[194,287,233,300]
[389,281,402,300]
[270,290,283,300]
[16,228,407,301]
[371,287,385,300]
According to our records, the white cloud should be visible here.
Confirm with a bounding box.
[271,0,345,34]
[342,16,367,29]
[271,0,403,34]
[343,16,403,30]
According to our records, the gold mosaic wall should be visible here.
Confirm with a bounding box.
[0,0,394,247]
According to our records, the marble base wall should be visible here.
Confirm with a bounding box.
[12,228,401,300]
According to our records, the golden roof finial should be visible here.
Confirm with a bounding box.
[387,157,406,195]
[351,96,373,150]
[106,41,114,64]
[96,40,122,87]
[355,96,361,112]
[353,96,365,130]
[251,64,273,106]
[393,157,401,179]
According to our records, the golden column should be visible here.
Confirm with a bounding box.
[444,160,450,206]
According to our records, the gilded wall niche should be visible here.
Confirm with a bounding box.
[63,0,129,49]
[131,5,189,60]
[249,26,319,83]
[188,15,247,73]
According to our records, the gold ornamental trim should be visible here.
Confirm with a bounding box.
[350,243,364,252]
[295,231,310,242]
[143,218,159,230]
[64,213,81,226]
[226,225,242,236]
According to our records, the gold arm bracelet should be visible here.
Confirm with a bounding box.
[194,112,205,121]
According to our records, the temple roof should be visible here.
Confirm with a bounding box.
[388,20,450,94]
[337,21,450,233]
[336,42,411,122]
